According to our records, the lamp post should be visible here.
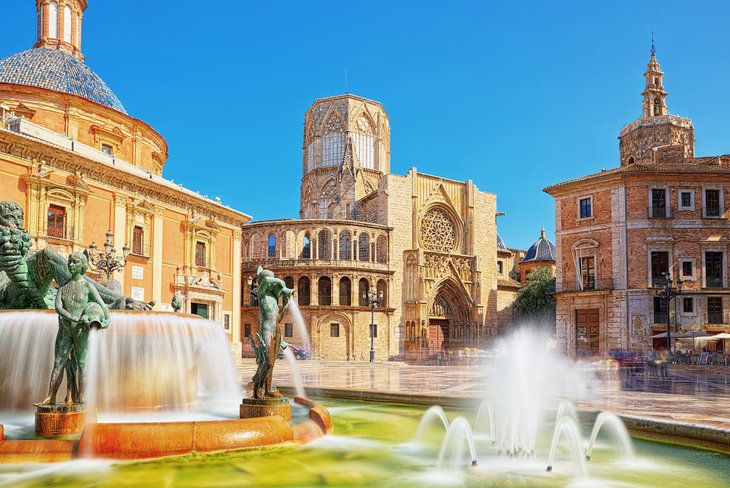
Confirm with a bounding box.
[655,272,683,352]
[363,288,383,362]
[87,230,129,280]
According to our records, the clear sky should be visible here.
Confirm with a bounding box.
[3,1,730,249]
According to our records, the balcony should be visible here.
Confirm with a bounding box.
[702,207,724,219]
[242,257,390,272]
[705,276,724,289]
[555,279,613,293]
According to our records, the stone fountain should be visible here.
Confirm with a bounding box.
[0,201,331,463]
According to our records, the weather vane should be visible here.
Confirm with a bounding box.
[651,31,656,56]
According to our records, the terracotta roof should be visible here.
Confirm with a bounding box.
[544,158,730,194]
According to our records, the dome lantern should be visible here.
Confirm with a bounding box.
[34,0,88,61]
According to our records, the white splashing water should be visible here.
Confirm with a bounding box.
[280,346,305,398]
[0,311,241,415]
[286,300,311,353]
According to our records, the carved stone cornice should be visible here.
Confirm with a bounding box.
[0,129,250,227]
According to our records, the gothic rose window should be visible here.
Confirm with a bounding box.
[420,208,457,253]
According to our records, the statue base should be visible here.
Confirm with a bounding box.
[35,403,86,436]
[240,397,291,421]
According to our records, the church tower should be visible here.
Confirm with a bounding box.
[34,0,88,61]
[299,94,390,221]
[618,41,694,166]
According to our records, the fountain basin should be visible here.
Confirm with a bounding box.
[0,397,333,462]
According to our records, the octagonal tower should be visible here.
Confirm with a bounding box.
[300,95,390,221]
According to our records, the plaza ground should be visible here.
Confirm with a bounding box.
[235,358,730,433]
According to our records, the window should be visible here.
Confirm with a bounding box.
[284,276,294,291]
[370,323,378,338]
[224,314,230,330]
[651,189,667,217]
[377,280,388,308]
[705,252,723,288]
[47,205,66,238]
[358,233,370,261]
[191,302,208,319]
[653,97,661,116]
[679,191,694,210]
[49,2,58,39]
[579,197,592,219]
[579,256,595,290]
[708,297,724,324]
[318,276,332,306]
[681,260,694,279]
[353,132,375,169]
[244,323,251,338]
[683,297,694,314]
[358,278,369,306]
[284,323,293,338]
[705,189,721,217]
[497,261,504,274]
[339,231,352,260]
[101,144,114,156]
[330,322,340,337]
[195,241,206,267]
[321,134,344,167]
[267,234,276,258]
[297,277,311,306]
[132,226,144,255]
[63,5,72,43]
[300,235,311,259]
[653,297,668,324]
[339,277,351,306]
[651,252,669,286]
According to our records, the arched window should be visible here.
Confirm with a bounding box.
[358,278,369,306]
[284,276,294,291]
[318,229,331,259]
[300,234,311,259]
[319,179,337,218]
[653,98,661,116]
[297,277,310,306]
[376,235,387,263]
[339,231,352,260]
[358,233,370,262]
[321,112,344,167]
[377,280,388,308]
[63,5,72,43]
[49,2,59,39]
[267,234,276,258]
[318,276,332,306]
[353,116,375,169]
[250,234,262,260]
[339,277,351,306]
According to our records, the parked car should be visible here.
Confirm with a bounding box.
[278,344,311,360]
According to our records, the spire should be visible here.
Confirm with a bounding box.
[540,227,546,239]
[34,0,88,61]
[641,34,667,118]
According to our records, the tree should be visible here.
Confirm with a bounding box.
[515,267,556,330]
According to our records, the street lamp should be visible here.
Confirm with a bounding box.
[363,288,383,362]
[655,272,683,352]
[87,230,130,280]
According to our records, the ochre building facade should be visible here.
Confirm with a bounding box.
[242,95,507,361]
[0,1,250,348]
[545,48,730,356]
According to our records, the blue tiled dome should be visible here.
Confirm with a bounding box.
[521,228,556,263]
[0,48,126,114]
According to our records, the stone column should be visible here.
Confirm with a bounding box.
[152,208,164,307]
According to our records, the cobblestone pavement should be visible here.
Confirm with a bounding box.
[234,358,730,431]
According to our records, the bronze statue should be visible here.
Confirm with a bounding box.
[249,266,293,399]
[39,252,110,405]
[0,201,153,311]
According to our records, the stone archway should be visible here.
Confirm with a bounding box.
[428,278,472,351]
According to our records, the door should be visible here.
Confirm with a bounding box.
[575,309,599,356]
[429,319,449,351]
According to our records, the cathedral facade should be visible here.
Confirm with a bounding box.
[0,1,250,347]
[241,95,506,361]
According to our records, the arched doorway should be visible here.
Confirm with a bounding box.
[428,279,472,352]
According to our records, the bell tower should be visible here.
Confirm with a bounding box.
[618,39,694,166]
[641,40,667,118]
[33,0,87,61]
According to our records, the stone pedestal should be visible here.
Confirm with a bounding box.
[240,397,291,421]
[35,404,86,436]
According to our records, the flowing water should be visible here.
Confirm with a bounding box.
[286,301,311,353]
[0,311,240,414]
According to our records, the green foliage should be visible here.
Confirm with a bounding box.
[515,267,556,329]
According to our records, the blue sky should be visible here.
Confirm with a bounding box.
[3,1,730,249]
